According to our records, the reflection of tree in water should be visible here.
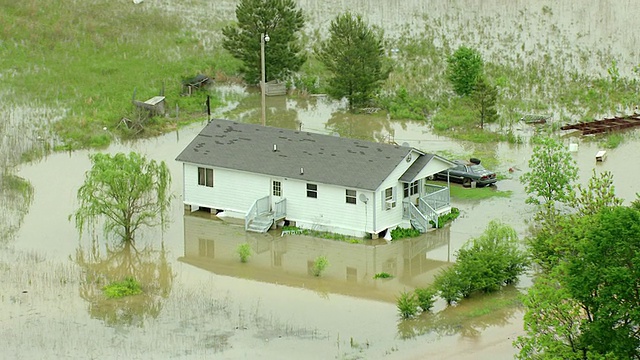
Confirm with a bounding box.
[396,286,521,340]
[75,240,174,326]
[326,112,393,142]
[0,175,33,245]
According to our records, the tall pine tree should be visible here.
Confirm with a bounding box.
[316,13,391,111]
[222,0,306,85]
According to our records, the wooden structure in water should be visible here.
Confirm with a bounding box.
[561,114,640,135]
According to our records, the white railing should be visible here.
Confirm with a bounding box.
[274,198,286,219]
[245,196,270,231]
[423,184,450,211]
[408,202,430,232]
[419,197,439,228]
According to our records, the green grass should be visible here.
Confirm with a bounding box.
[0,0,240,149]
[448,185,513,200]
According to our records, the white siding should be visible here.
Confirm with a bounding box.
[183,163,270,213]
[282,178,375,236]
[372,154,417,233]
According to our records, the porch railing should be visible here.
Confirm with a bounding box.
[423,184,450,211]
[245,196,270,231]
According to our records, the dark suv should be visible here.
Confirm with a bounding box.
[434,159,497,187]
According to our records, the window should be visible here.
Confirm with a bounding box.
[306,183,318,198]
[198,167,213,187]
[384,186,396,210]
[403,181,419,197]
[346,189,356,204]
[273,181,282,197]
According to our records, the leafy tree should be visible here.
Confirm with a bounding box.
[471,77,498,129]
[515,273,585,359]
[517,206,640,359]
[72,152,172,244]
[520,137,578,207]
[222,0,306,85]
[568,169,623,216]
[316,12,391,110]
[446,46,484,96]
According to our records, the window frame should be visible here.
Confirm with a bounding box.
[198,167,214,187]
[306,183,318,198]
[273,180,282,197]
[345,189,357,204]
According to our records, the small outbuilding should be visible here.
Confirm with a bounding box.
[182,74,211,96]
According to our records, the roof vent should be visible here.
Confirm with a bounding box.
[300,167,304,175]
[273,144,277,152]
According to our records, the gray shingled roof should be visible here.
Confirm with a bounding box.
[176,119,415,191]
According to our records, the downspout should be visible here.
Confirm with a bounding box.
[372,191,377,233]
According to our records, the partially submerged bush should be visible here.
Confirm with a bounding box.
[414,287,437,312]
[390,227,421,239]
[103,277,143,299]
[237,243,252,263]
[397,291,419,319]
[373,272,392,279]
[311,256,329,276]
[433,220,529,305]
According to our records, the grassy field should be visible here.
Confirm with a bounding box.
[0,0,239,149]
[2,0,638,150]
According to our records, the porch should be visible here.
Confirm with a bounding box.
[403,184,450,232]
[245,196,287,233]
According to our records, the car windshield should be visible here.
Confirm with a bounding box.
[469,164,486,173]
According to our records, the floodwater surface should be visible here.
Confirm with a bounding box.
[4,1,640,359]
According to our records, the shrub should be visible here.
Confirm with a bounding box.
[430,207,460,228]
[103,277,143,299]
[390,227,421,239]
[373,272,392,279]
[414,287,437,312]
[311,256,329,276]
[396,291,419,319]
[433,220,529,304]
[237,243,252,263]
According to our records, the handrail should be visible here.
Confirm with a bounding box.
[419,197,439,228]
[274,198,286,219]
[245,196,270,231]
[408,202,430,232]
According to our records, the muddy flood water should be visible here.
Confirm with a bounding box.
[3,106,640,359]
[4,1,640,359]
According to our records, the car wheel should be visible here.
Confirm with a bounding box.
[462,178,472,187]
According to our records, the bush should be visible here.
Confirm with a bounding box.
[373,272,392,279]
[414,287,437,312]
[433,220,529,304]
[397,291,419,319]
[311,256,329,276]
[430,207,460,228]
[390,227,421,239]
[103,277,143,299]
[237,243,252,263]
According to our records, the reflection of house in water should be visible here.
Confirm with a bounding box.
[179,215,452,303]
